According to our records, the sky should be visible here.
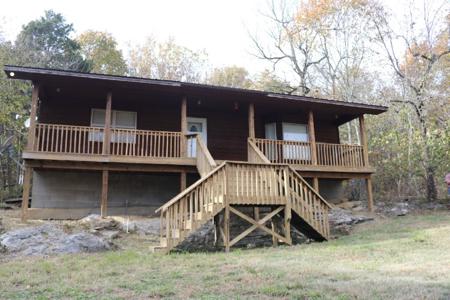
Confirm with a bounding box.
[0,0,408,75]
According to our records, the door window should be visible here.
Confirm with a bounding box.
[187,117,207,157]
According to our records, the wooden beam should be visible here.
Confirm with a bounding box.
[228,206,288,247]
[308,110,317,165]
[103,91,112,155]
[248,103,255,139]
[313,177,319,192]
[366,176,374,212]
[180,171,186,192]
[181,96,187,157]
[359,115,369,167]
[224,204,230,252]
[101,170,109,217]
[21,166,32,222]
[26,159,197,173]
[27,84,40,151]
[284,203,292,245]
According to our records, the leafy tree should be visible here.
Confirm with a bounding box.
[14,10,90,71]
[0,35,29,200]
[128,37,208,82]
[207,66,252,88]
[77,30,127,75]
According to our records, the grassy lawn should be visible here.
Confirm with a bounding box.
[1,212,449,299]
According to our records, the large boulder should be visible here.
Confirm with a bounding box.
[0,224,112,257]
[328,208,374,236]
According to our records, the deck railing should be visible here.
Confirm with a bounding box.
[316,142,364,168]
[253,138,366,168]
[32,123,184,158]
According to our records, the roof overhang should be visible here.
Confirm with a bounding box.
[4,65,388,123]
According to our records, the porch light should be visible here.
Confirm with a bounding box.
[9,72,15,77]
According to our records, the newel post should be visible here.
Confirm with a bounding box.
[181,96,187,157]
[103,91,112,155]
[27,83,40,151]
[307,110,317,165]
[359,115,369,167]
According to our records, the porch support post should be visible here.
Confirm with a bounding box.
[180,171,186,192]
[101,170,109,217]
[359,115,369,167]
[181,96,187,157]
[366,176,374,212]
[224,204,230,252]
[308,110,317,165]
[27,83,40,151]
[313,177,319,192]
[21,166,32,222]
[103,91,112,155]
[248,103,255,139]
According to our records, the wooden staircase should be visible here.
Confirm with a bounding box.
[155,136,331,253]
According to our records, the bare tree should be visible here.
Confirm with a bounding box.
[370,0,450,201]
[251,0,326,95]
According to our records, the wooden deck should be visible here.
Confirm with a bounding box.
[25,123,372,174]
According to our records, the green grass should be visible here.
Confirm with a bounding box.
[1,212,450,299]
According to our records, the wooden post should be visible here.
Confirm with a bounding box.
[359,115,369,167]
[308,110,317,165]
[248,103,255,139]
[103,92,112,155]
[366,176,374,212]
[27,83,40,151]
[253,207,259,221]
[224,204,230,252]
[313,177,319,192]
[101,170,109,217]
[271,219,278,246]
[180,171,186,192]
[181,96,187,157]
[21,166,32,222]
[284,205,292,245]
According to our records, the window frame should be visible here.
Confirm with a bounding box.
[90,108,137,129]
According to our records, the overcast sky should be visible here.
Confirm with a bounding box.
[1,0,407,74]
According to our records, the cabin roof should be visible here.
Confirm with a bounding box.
[4,65,388,118]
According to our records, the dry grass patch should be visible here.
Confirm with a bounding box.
[1,212,449,299]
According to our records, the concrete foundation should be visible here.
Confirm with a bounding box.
[31,170,180,216]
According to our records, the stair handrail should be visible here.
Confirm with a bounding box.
[196,134,217,176]
[155,161,227,213]
[287,166,333,208]
[248,138,271,164]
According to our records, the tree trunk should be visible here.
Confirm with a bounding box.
[420,119,438,201]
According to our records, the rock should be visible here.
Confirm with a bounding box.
[390,202,409,216]
[329,208,374,226]
[99,230,120,240]
[328,208,374,237]
[337,201,362,210]
[111,217,160,235]
[79,214,118,231]
[175,220,217,252]
[0,224,112,257]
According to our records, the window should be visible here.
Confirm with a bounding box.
[282,123,310,160]
[90,109,137,142]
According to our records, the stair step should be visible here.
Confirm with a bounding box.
[150,246,168,253]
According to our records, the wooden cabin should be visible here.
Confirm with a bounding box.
[4,65,387,252]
